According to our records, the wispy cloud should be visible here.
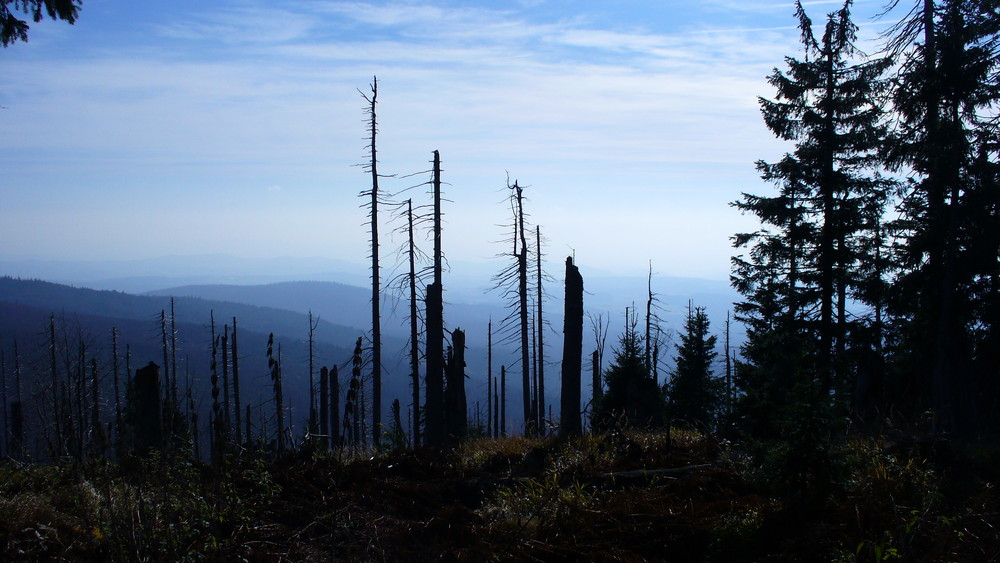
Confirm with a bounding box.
[3,0,893,276]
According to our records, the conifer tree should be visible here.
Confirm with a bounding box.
[732,0,891,433]
[883,0,1000,435]
[591,310,664,431]
[665,306,720,429]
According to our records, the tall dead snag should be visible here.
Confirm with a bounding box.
[491,179,534,436]
[170,299,178,411]
[560,257,584,438]
[308,312,318,437]
[487,319,492,438]
[500,364,507,437]
[535,225,547,433]
[1,350,7,458]
[391,398,405,447]
[425,150,446,447]
[645,264,653,375]
[133,362,163,454]
[331,365,341,449]
[514,183,531,435]
[360,77,383,446]
[48,315,62,456]
[231,317,242,445]
[111,329,123,455]
[725,311,733,418]
[211,333,224,465]
[445,328,468,446]
[222,326,231,442]
[406,199,422,447]
[89,357,106,457]
[10,342,24,459]
[344,338,363,449]
[320,366,329,450]
[267,333,285,454]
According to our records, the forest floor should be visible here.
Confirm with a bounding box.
[1,429,999,561]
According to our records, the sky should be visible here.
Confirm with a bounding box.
[1,0,897,281]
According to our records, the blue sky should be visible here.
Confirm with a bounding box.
[2,0,893,280]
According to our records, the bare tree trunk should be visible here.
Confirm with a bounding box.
[407,199,421,447]
[487,319,492,438]
[90,358,105,457]
[320,366,329,450]
[560,257,584,438]
[1,350,6,458]
[645,263,653,376]
[331,365,341,449]
[49,315,62,456]
[267,333,285,454]
[362,78,383,447]
[445,328,468,445]
[134,362,163,454]
[232,318,242,444]
[112,329,123,456]
[513,183,531,435]
[309,312,318,438]
[170,298,178,411]
[536,226,545,434]
[211,332,223,465]
[425,151,446,447]
[501,365,507,437]
[222,326,231,441]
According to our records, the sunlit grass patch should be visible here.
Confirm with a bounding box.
[457,435,539,473]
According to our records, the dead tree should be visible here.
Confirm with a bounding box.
[360,77,384,446]
[501,364,507,437]
[331,364,341,448]
[170,298,178,410]
[211,334,224,464]
[445,328,468,445]
[11,342,25,458]
[222,326,231,441]
[320,366,329,449]
[133,362,163,454]
[406,199,422,447]
[425,150,446,447]
[267,333,285,454]
[389,197,429,447]
[515,184,530,435]
[560,257,584,438]
[490,180,534,436]
[487,319,493,437]
[535,226,546,434]
[232,317,242,444]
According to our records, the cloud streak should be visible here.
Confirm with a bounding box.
[1,0,891,278]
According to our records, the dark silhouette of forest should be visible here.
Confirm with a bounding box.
[2,0,1000,560]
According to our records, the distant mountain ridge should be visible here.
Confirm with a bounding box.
[0,276,363,346]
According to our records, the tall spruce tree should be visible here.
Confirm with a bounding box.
[883,0,1000,436]
[732,0,891,435]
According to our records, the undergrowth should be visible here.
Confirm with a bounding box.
[0,431,997,561]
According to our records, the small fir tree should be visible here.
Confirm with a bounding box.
[665,306,720,430]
